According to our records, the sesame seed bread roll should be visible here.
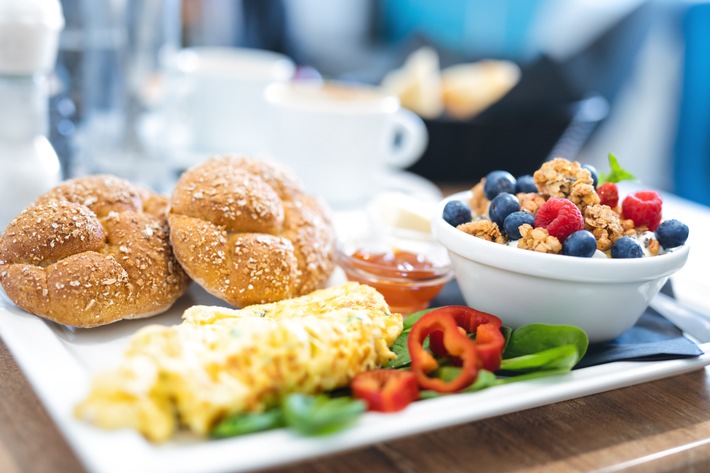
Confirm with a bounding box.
[0,175,190,327]
[168,155,336,307]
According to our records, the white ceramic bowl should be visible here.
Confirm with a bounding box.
[431,191,691,343]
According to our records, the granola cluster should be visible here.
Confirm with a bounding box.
[517,224,562,254]
[583,204,624,252]
[533,157,599,212]
[469,179,490,216]
[457,219,506,244]
[517,192,547,214]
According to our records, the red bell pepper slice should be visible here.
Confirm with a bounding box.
[427,306,505,372]
[351,369,419,412]
[407,309,480,393]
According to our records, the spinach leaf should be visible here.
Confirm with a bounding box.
[500,344,581,373]
[419,368,499,399]
[402,308,436,331]
[211,408,285,438]
[282,394,365,436]
[503,324,588,362]
[497,368,571,384]
[384,308,436,369]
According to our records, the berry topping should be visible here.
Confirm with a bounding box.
[655,219,689,249]
[596,182,619,208]
[562,230,597,257]
[443,200,472,227]
[484,170,516,200]
[534,198,584,243]
[514,175,537,194]
[611,236,644,258]
[622,190,663,231]
[582,164,599,188]
[503,211,535,240]
[448,154,688,259]
[489,193,520,230]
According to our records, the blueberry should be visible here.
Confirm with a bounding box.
[514,174,537,194]
[611,236,644,259]
[503,211,535,240]
[562,230,597,257]
[484,170,516,200]
[443,200,472,227]
[655,219,689,249]
[489,193,520,229]
[582,164,599,188]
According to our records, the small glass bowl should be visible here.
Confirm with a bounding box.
[336,232,454,316]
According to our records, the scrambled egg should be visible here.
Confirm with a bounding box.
[74,282,403,442]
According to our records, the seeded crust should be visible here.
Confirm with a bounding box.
[0,175,190,328]
[457,219,506,243]
[517,224,562,254]
[168,155,336,307]
[533,157,599,212]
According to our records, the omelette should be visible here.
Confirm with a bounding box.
[74,282,403,442]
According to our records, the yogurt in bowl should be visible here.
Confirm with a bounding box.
[432,190,690,343]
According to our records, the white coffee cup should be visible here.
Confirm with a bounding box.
[263,80,428,208]
[168,46,295,163]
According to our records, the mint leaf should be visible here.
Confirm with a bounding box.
[599,153,636,184]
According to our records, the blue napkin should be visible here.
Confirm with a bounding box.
[432,281,704,369]
[575,307,704,369]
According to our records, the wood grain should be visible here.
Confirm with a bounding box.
[2,336,710,473]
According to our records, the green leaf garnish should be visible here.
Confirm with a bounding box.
[500,344,581,373]
[384,308,436,369]
[211,408,285,438]
[503,323,589,362]
[419,368,499,399]
[282,394,365,436]
[599,153,636,184]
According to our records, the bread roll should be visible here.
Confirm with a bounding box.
[441,60,521,120]
[380,46,444,119]
[0,175,190,327]
[168,155,336,307]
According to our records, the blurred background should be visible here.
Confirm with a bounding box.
[48,0,710,206]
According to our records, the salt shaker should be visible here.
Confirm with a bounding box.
[0,0,65,231]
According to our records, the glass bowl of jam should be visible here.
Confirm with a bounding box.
[336,232,454,316]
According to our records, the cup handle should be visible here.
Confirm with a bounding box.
[387,108,429,169]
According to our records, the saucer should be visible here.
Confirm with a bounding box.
[372,169,443,202]
[332,170,441,245]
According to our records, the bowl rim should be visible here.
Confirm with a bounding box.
[432,191,690,283]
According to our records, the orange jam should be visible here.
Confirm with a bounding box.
[345,249,448,315]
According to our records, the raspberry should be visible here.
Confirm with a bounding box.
[622,190,662,231]
[534,198,584,243]
[597,182,619,208]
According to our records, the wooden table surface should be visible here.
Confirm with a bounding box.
[2,337,710,473]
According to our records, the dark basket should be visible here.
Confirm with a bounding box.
[406,94,608,183]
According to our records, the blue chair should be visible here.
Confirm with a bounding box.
[674,3,710,206]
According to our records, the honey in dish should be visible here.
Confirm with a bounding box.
[346,249,447,315]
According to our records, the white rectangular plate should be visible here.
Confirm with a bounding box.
[2,285,710,473]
